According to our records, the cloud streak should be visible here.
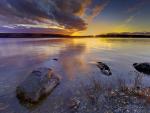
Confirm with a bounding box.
[0,0,109,34]
[86,0,110,21]
[127,0,150,13]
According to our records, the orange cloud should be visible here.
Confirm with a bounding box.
[86,0,110,21]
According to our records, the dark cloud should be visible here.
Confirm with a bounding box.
[0,0,108,33]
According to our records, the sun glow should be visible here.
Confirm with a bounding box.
[72,38,113,50]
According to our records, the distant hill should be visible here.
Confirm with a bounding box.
[0,32,150,38]
[0,33,70,38]
[97,32,150,38]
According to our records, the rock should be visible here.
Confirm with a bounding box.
[53,58,58,61]
[16,67,61,103]
[97,62,112,76]
[133,63,150,75]
[109,91,117,97]
[68,97,80,110]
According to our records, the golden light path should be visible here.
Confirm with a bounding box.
[72,38,113,50]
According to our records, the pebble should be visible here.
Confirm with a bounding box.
[68,97,80,110]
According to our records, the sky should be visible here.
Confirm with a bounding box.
[0,0,150,36]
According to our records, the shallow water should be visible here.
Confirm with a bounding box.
[0,38,150,113]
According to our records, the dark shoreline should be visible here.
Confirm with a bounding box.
[0,33,150,38]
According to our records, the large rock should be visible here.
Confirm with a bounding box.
[16,68,61,103]
[133,63,150,75]
[97,62,112,76]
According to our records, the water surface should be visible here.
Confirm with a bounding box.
[0,38,150,113]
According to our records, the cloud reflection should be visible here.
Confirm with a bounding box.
[59,44,88,80]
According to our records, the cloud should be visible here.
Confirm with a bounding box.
[127,0,150,13]
[113,14,138,33]
[0,0,108,34]
[126,15,136,23]
[86,0,110,21]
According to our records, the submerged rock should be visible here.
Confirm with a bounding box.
[53,58,58,61]
[133,63,150,75]
[97,62,112,76]
[16,67,61,103]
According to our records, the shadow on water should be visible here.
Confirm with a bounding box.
[17,90,59,111]
[17,96,48,110]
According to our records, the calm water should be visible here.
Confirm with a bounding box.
[0,38,150,113]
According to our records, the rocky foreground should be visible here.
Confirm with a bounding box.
[15,62,150,113]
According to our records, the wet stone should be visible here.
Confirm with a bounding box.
[133,63,150,75]
[97,62,112,76]
[53,58,58,61]
[16,67,61,103]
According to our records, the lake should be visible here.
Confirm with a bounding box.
[0,38,150,113]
